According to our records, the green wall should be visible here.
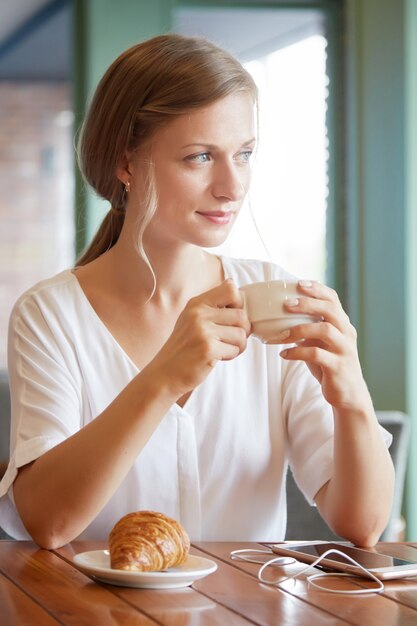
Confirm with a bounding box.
[346,0,417,538]
[346,0,406,411]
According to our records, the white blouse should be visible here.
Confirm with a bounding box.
[0,256,390,541]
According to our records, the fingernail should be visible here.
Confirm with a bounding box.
[299,280,313,288]
[280,349,288,358]
[286,298,299,307]
[277,329,290,340]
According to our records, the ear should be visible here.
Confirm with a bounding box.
[116,152,133,186]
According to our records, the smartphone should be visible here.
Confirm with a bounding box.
[269,542,417,580]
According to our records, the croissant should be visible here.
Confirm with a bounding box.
[109,510,190,571]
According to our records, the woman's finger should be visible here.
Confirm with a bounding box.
[277,321,354,354]
[213,325,248,358]
[283,280,352,334]
[206,304,250,330]
[284,296,352,335]
[280,343,338,370]
[191,278,243,309]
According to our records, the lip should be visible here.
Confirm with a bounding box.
[196,211,234,225]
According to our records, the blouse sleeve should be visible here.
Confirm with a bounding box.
[282,358,392,505]
[0,292,82,536]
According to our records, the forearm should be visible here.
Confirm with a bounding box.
[13,364,177,549]
[316,403,395,547]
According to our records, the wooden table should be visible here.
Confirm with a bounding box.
[2,540,417,625]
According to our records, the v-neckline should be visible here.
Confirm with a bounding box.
[69,256,229,412]
[70,269,140,374]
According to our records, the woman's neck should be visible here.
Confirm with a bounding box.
[102,238,224,309]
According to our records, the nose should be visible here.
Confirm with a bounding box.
[211,161,247,202]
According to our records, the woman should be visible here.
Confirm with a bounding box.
[0,34,393,549]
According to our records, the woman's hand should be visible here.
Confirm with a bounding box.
[146,279,250,399]
[278,280,370,412]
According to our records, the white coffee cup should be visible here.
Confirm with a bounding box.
[240,279,319,344]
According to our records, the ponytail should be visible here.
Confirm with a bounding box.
[76,207,125,266]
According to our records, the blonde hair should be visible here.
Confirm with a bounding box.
[76,33,257,266]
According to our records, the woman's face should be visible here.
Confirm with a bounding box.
[128,91,256,250]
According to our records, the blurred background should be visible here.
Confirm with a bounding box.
[0,0,416,539]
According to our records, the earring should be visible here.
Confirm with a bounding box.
[124,181,131,193]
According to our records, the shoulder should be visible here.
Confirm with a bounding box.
[219,255,297,286]
[10,270,79,327]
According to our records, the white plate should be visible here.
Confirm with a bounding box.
[73,550,218,589]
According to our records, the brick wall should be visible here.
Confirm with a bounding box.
[0,83,74,369]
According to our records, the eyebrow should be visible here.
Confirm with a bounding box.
[180,138,257,150]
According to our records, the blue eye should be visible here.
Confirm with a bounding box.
[187,152,211,163]
[238,150,253,163]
